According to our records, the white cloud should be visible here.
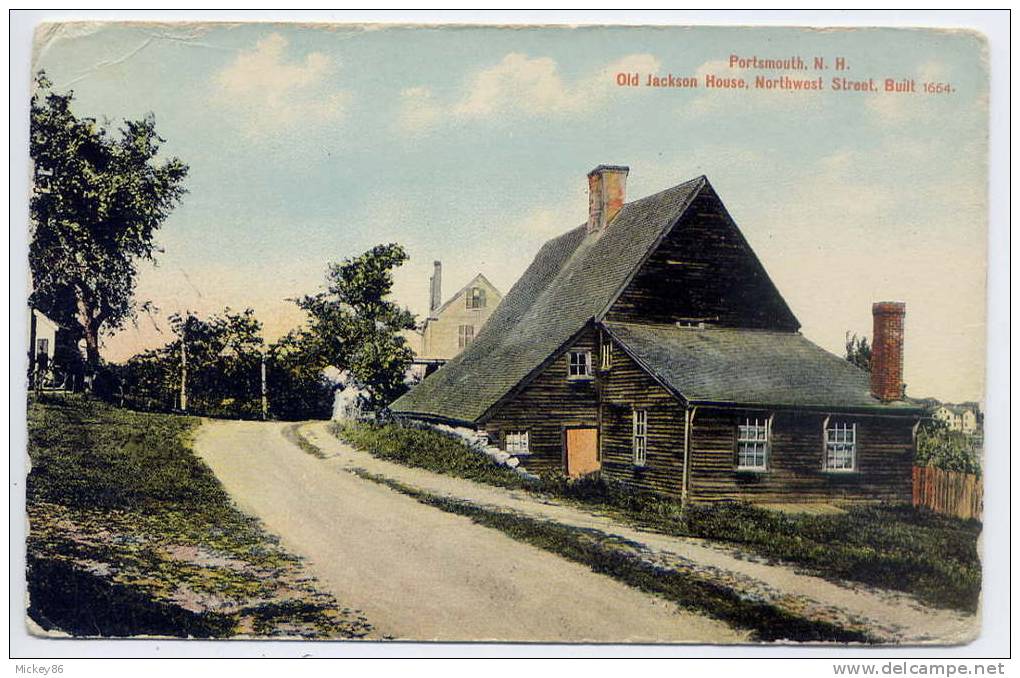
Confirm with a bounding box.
[395,52,660,133]
[396,86,443,135]
[213,33,348,138]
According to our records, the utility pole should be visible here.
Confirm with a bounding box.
[260,349,268,421]
[179,331,188,412]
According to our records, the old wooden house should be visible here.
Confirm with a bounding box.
[391,166,922,504]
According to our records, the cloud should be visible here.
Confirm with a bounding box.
[396,86,443,135]
[395,52,660,133]
[212,33,348,138]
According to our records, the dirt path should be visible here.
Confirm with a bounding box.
[298,421,977,645]
[193,419,747,643]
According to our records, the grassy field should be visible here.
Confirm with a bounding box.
[332,420,981,613]
[27,395,372,638]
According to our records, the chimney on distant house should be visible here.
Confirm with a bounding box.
[587,165,629,234]
[870,301,906,401]
[429,261,442,316]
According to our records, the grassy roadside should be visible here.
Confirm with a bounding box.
[331,420,981,613]
[351,470,876,644]
[27,395,372,639]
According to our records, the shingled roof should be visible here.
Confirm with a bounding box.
[390,176,708,424]
[604,322,921,413]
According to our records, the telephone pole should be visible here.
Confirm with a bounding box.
[179,332,188,412]
[260,349,268,420]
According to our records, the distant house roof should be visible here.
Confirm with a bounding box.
[430,273,501,318]
[391,176,711,423]
[604,322,922,413]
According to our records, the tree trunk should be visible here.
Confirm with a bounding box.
[75,288,103,377]
[83,327,101,371]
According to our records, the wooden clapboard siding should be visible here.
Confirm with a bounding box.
[600,336,686,497]
[688,408,915,503]
[482,327,599,475]
[604,187,799,331]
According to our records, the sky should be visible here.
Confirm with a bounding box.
[30,22,988,402]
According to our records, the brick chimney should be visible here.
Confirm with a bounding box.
[870,301,906,401]
[587,165,629,234]
[429,261,442,316]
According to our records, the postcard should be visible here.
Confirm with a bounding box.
[21,20,989,646]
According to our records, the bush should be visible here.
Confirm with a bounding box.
[916,421,982,475]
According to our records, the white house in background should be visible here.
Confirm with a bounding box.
[408,261,502,377]
[30,309,58,367]
[932,403,981,434]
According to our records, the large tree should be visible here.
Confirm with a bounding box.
[297,243,417,411]
[29,73,189,369]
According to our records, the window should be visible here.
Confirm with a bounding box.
[457,324,474,348]
[505,431,529,454]
[825,420,856,471]
[567,351,593,380]
[36,338,49,355]
[737,416,770,471]
[466,287,486,309]
[600,341,613,370]
[632,409,648,466]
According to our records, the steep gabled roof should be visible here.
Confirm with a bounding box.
[604,322,921,413]
[390,176,707,423]
[430,273,501,318]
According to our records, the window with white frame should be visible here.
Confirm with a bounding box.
[466,287,486,309]
[568,351,592,379]
[600,341,613,370]
[632,409,648,466]
[825,420,856,471]
[458,324,474,348]
[505,431,529,454]
[737,416,770,471]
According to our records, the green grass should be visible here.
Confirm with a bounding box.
[27,394,372,638]
[331,420,531,489]
[353,471,877,644]
[332,419,981,613]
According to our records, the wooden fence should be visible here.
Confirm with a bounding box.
[912,465,983,520]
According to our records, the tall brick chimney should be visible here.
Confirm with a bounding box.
[587,165,629,234]
[429,261,442,316]
[870,301,906,401]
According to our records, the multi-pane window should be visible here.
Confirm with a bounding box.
[600,341,613,370]
[632,409,648,466]
[568,351,592,379]
[737,417,770,470]
[825,421,857,471]
[466,287,486,309]
[36,338,49,355]
[505,431,529,454]
[457,324,474,348]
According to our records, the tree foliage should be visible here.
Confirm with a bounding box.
[915,420,982,476]
[266,329,335,421]
[844,331,872,372]
[118,309,265,418]
[29,73,189,368]
[297,244,417,411]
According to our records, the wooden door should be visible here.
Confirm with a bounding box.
[565,428,600,478]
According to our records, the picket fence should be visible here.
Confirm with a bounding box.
[912,465,983,520]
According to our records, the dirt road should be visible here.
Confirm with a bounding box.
[193,419,747,643]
